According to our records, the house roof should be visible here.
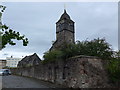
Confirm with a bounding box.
[18,53,41,67]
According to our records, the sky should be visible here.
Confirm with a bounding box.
[0,2,118,59]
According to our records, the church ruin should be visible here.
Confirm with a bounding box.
[13,9,111,88]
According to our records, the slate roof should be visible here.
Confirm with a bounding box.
[17,53,41,67]
[60,9,71,20]
[56,9,74,24]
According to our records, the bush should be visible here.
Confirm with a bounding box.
[76,38,113,60]
[43,38,113,62]
[42,38,120,85]
[43,50,63,63]
[107,58,120,83]
[60,38,113,60]
[60,43,80,59]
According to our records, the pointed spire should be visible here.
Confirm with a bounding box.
[59,9,70,20]
[64,9,66,13]
[57,4,73,21]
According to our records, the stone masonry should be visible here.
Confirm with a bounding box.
[18,53,41,68]
[11,56,110,88]
[11,10,111,88]
[50,10,75,51]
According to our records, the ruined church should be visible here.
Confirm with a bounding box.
[18,9,75,67]
[16,9,111,88]
[50,9,75,50]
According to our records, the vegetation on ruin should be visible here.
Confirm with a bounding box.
[43,38,120,84]
[42,50,63,64]
[108,60,120,82]
[43,38,113,61]
[107,52,120,84]
[0,5,28,50]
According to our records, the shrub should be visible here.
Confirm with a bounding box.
[43,38,113,62]
[107,58,120,83]
[43,50,63,63]
[42,38,119,85]
[60,38,113,60]
[76,38,113,60]
[60,43,80,59]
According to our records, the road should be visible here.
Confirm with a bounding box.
[2,75,62,88]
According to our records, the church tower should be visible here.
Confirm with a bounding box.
[50,9,75,50]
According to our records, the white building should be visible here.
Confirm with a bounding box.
[6,56,22,67]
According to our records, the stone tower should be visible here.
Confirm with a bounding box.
[50,9,75,51]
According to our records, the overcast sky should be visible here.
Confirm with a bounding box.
[0,2,118,59]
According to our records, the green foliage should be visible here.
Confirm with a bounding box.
[43,38,113,63]
[59,38,113,60]
[76,38,113,59]
[107,58,120,83]
[60,43,79,59]
[0,5,28,50]
[43,38,120,84]
[43,50,63,64]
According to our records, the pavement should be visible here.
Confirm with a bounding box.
[2,75,64,89]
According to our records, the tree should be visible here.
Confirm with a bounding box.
[43,38,113,63]
[107,57,120,84]
[43,50,63,64]
[0,5,28,50]
[59,38,113,60]
[76,38,113,59]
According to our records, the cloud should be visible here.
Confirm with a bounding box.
[1,2,118,59]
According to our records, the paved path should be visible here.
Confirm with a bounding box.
[2,75,62,88]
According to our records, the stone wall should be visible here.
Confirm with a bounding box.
[11,55,110,88]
